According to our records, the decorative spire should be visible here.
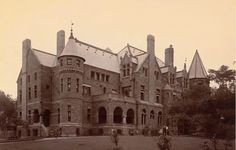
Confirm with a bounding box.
[184,58,187,70]
[69,22,74,39]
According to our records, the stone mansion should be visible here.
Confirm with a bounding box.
[16,28,209,137]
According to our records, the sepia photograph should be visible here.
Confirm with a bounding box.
[0,0,235,150]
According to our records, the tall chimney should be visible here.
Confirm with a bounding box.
[147,34,155,55]
[22,39,31,120]
[147,34,156,103]
[57,30,65,57]
[165,45,174,67]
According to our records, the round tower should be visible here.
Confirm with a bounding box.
[57,30,85,136]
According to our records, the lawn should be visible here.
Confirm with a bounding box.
[0,136,234,150]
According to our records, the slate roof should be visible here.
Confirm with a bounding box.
[32,49,57,67]
[188,50,207,79]
[59,38,79,57]
[32,37,166,73]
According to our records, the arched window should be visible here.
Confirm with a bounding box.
[113,107,123,123]
[158,111,162,125]
[126,109,134,124]
[150,110,155,119]
[98,107,107,124]
[141,109,147,124]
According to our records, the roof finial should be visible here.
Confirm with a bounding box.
[69,21,74,39]
[184,58,187,70]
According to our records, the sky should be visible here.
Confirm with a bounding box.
[0,0,235,98]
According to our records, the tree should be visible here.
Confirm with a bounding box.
[182,84,211,101]
[0,90,17,136]
[208,65,235,89]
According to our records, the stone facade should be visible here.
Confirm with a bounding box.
[16,29,208,137]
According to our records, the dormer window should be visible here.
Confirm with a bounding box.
[67,58,72,65]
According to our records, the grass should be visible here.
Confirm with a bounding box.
[0,135,234,150]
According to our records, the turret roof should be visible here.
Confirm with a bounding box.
[59,38,79,57]
[188,50,207,79]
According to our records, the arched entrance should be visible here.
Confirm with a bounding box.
[98,107,107,124]
[126,109,134,124]
[113,107,123,123]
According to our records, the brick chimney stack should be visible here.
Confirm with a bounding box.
[57,30,65,57]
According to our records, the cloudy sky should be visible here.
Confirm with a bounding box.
[0,0,235,98]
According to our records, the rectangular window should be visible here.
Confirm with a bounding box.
[127,64,130,76]
[87,108,91,122]
[145,68,148,76]
[20,78,22,85]
[28,87,31,100]
[122,86,131,97]
[103,87,106,94]
[34,85,37,98]
[83,86,91,96]
[173,95,176,101]
[96,72,100,80]
[106,75,110,82]
[156,95,160,103]
[76,78,79,92]
[155,71,159,80]
[19,112,22,118]
[141,85,145,91]
[123,64,131,77]
[34,72,37,81]
[19,90,22,103]
[60,78,63,92]
[127,68,130,76]
[123,64,126,77]
[67,58,72,65]
[91,71,95,79]
[57,108,60,123]
[140,85,145,100]
[67,78,71,91]
[27,75,30,83]
[143,67,148,76]
[101,74,105,81]
[76,59,80,67]
[141,92,144,100]
[28,110,31,123]
[60,59,63,66]
[68,105,71,122]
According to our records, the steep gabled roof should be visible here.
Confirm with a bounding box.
[188,50,207,79]
[117,44,165,68]
[134,53,149,72]
[32,49,56,67]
